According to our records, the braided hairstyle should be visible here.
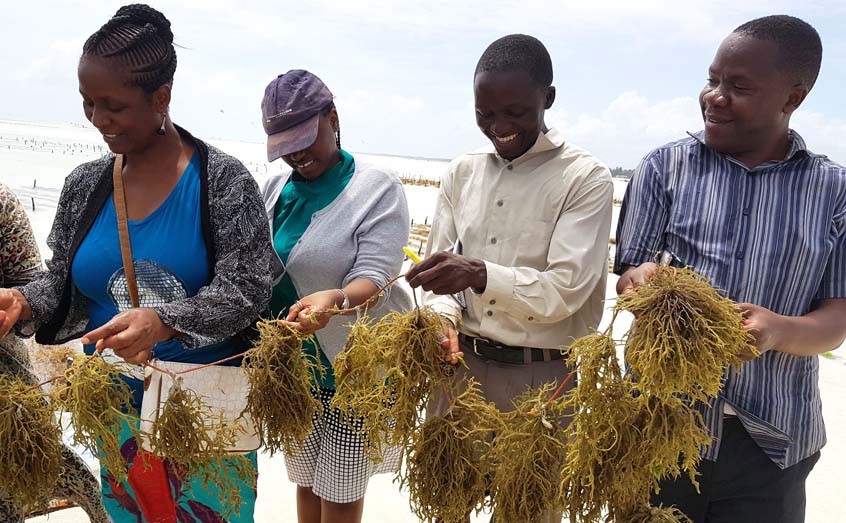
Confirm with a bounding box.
[82,4,177,93]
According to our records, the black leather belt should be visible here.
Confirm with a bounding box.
[458,333,565,364]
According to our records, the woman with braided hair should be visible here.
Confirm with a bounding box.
[0,4,271,521]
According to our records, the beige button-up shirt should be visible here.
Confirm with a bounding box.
[423,128,613,349]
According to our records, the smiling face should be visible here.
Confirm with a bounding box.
[280,107,340,180]
[473,69,554,161]
[699,33,808,167]
[78,56,169,155]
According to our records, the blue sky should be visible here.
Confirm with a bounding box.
[3,0,845,167]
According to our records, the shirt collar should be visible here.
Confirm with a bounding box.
[686,129,809,165]
[469,127,566,159]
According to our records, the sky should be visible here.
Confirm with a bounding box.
[2,0,845,168]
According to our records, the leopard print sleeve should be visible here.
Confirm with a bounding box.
[0,183,41,288]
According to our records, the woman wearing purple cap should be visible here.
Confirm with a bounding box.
[260,69,412,522]
[0,5,270,522]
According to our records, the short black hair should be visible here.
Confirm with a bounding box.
[733,15,822,89]
[474,34,553,87]
[82,4,177,93]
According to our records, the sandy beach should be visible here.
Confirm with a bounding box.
[3,119,843,523]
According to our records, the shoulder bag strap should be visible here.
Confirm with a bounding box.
[112,154,140,308]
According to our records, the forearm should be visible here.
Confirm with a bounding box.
[340,278,380,308]
[776,299,846,356]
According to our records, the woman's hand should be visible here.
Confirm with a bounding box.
[278,289,345,335]
[81,308,176,365]
[0,289,31,337]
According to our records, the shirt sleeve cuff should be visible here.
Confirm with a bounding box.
[479,261,515,305]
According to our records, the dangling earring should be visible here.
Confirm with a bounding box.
[335,128,341,149]
[157,113,167,136]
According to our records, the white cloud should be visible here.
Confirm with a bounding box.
[1,0,844,166]
[545,92,846,168]
[791,111,846,165]
[336,90,427,153]
[15,38,81,84]
[548,92,702,167]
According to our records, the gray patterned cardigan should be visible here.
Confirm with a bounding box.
[17,126,272,349]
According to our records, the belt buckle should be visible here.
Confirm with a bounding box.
[472,336,491,357]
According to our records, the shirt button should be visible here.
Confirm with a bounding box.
[742,207,751,216]
[496,200,504,207]
[491,238,497,244]
[735,251,745,260]
[489,299,496,305]
[528,316,534,321]
[507,164,513,171]
[486,311,493,317]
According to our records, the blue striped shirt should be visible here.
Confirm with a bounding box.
[614,130,846,468]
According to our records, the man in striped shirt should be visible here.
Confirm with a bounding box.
[615,15,846,523]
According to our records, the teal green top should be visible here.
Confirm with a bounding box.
[270,150,356,389]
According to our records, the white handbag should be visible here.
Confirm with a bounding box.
[139,359,261,453]
[111,154,261,454]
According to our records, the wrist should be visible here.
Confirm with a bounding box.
[335,288,350,309]
[470,259,487,293]
[153,313,177,343]
[11,289,32,322]
[772,314,796,354]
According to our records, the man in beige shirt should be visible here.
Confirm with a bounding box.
[406,34,613,521]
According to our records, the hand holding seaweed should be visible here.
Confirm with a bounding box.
[616,266,756,401]
[279,289,345,334]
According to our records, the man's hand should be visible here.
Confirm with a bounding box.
[616,262,658,295]
[405,251,486,295]
[436,316,463,365]
[81,308,176,365]
[278,289,343,335]
[737,303,785,361]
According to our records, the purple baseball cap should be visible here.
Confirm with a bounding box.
[261,69,334,162]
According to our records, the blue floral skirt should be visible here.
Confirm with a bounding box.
[100,416,257,523]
